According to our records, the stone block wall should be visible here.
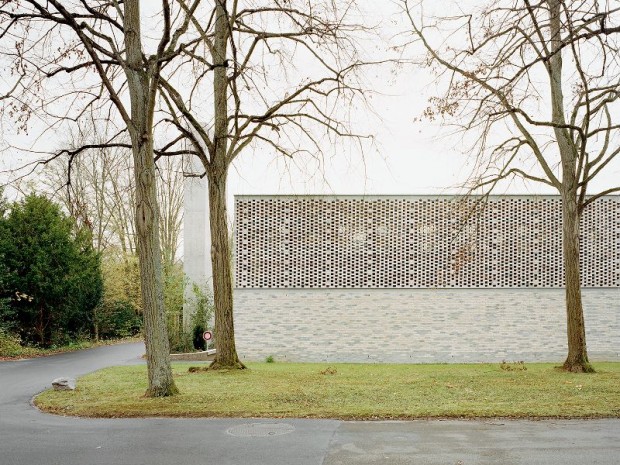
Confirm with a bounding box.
[234,288,619,363]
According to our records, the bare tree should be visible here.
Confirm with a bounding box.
[42,127,135,254]
[40,128,183,337]
[158,0,374,369]
[0,0,207,395]
[404,0,620,372]
[43,127,184,267]
[156,155,184,268]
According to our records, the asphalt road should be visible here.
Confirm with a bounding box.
[1,342,619,465]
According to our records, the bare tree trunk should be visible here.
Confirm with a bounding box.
[207,169,244,369]
[207,0,244,369]
[547,0,593,373]
[560,190,592,372]
[125,0,178,396]
[131,134,179,394]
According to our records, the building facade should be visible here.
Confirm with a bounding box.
[233,195,619,363]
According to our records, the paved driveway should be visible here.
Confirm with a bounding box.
[1,343,619,465]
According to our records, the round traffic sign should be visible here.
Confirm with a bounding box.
[203,330,212,341]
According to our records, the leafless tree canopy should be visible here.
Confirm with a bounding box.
[404,0,620,204]
[0,0,371,175]
[42,126,184,266]
[0,1,202,178]
[0,1,377,372]
[158,0,373,173]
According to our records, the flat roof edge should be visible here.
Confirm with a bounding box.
[234,194,620,200]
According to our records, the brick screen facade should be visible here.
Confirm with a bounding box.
[235,196,619,289]
[233,195,620,363]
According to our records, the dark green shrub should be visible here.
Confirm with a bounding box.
[190,283,213,351]
[95,300,142,339]
[0,194,103,346]
[0,296,16,333]
[0,218,14,334]
[192,323,206,351]
[167,281,214,353]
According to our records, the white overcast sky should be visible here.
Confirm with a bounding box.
[1,1,619,200]
[227,63,469,196]
[225,1,620,198]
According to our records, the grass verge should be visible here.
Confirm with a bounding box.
[34,362,620,420]
[0,336,141,361]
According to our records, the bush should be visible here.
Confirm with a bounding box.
[100,253,142,314]
[0,218,15,334]
[95,300,142,339]
[0,194,103,347]
[167,282,214,353]
[164,262,184,327]
[0,295,16,333]
[0,329,24,357]
[168,328,194,354]
[192,323,206,351]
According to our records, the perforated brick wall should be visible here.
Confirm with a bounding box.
[235,196,620,289]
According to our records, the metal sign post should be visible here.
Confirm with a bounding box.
[203,330,213,352]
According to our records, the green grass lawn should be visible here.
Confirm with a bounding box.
[35,361,620,419]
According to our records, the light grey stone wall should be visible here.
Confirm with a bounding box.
[234,288,620,363]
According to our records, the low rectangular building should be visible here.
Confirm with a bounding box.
[233,195,620,363]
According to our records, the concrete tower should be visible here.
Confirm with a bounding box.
[182,156,212,329]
